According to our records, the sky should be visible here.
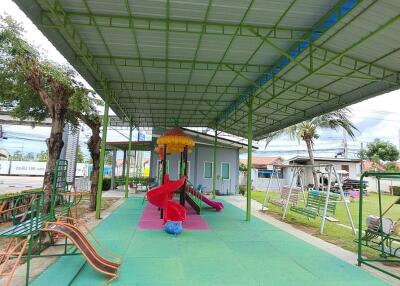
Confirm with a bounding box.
[0,0,399,161]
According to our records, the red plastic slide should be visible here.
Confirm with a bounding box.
[146,175,187,223]
[187,187,224,212]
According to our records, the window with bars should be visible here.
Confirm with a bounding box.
[221,162,230,180]
[204,162,213,179]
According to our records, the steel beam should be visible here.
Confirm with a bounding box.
[82,0,141,123]
[310,45,399,83]
[101,81,246,95]
[176,0,214,122]
[219,4,400,133]
[246,97,253,221]
[249,28,310,72]
[198,0,299,125]
[40,0,130,121]
[75,55,272,73]
[125,107,222,113]
[212,127,217,199]
[190,0,258,124]
[96,92,109,219]
[216,0,364,123]
[118,97,232,104]
[124,124,133,198]
[40,10,310,40]
[247,15,400,127]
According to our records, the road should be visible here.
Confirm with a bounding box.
[0,176,43,194]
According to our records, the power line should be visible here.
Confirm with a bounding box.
[355,116,400,123]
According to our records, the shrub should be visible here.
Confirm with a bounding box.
[133,176,149,185]
[239,185,246,196]
[102,178,111,191]
[112,176,150,188]
[389,186,400,196]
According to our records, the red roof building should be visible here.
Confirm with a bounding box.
[240,156,284,169]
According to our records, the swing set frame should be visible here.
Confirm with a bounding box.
[261,163,356,235]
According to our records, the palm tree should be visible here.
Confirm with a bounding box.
[266,108,358,188]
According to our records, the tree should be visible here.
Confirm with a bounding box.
[104,151,113,165]
[266,109,358,187]
[384,162,400,172]
[36,150,48,162]
[76,145,84,163]
[0,16,101,210]
[239,163,248,172]
[82,116,101,210]
[72,96,102,211]
[24,152,35,161]
[364,139,399,162]
[10,151,22,161]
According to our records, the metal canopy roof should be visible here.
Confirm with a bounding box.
[15,0,400,140]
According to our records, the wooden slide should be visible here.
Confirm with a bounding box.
[42,221,120,281]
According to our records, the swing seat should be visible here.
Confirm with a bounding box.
[363,216,400,257]
[289,206,318,219]
[290,191,339,219]
[269,186,300,207]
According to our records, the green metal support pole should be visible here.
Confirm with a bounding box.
[246,97,253,221]
[212,127,217,199]
[95,93,110,219]
[357,173,365,266]
[125,124,133,198]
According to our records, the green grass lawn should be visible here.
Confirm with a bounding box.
[252,191,400,257]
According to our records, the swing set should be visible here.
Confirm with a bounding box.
[261,164,355,235]
[357,172,400,280]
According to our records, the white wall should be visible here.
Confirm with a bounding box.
[286,161,361,186]
[364,177,400,193]
[240,169,288,191]
[0,161,90,176]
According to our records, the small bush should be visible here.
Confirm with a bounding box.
[389,186,400,196]
[133,176,149,185]
[113,176,149,187]
[239,185,246,196]
[102,178,111,191]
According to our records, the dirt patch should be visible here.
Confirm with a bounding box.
[0,197,121,254]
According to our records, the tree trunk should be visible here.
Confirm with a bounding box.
[305,139,319,188]
[43,114,65,211]
[25,61,71,211]
[83,117,101,211]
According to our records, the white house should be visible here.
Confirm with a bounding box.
[239,156,286,190]
[240,156,362,191]
[286,156,362,187]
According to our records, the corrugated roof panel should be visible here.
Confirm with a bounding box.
[195,35,235,62]
[375,49,400,71]
[168,33,201,59]
[58,0,87,13]
[169,0,212,21]
[245,0,295,27]
[142,68,166,83]
[279,0,338,28]
[15,0,400,138]
[85,0,130,15]
[207,0,252,23]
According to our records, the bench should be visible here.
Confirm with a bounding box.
[290,191,339,219]
[0,214,53,237]
[269,186,301,207]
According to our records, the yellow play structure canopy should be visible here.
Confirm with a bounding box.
[155,128,195,155]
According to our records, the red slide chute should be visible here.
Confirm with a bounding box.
[146,175,186,223]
